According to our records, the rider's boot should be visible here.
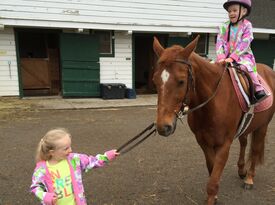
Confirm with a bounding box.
[249,71,270,104]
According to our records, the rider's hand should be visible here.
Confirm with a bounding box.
[216,59,226,65]
[224,58,233,63]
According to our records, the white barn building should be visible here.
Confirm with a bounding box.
[0,0,274,97]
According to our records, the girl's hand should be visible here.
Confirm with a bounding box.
[105,149,120,161]
[225,58,233,63]
[52,194,58,205]
[114,150,120,156]
[44,193,57,205]
[216,59,226,66]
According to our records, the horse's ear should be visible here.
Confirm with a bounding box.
[153,36,164,57]
[181,35,200,59]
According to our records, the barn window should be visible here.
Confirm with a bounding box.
[192,33,209,57]
[96,30,114,57]
[168,33,209,57]
[18,32,47,58]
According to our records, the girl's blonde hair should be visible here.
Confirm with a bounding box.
[35,128,71,162]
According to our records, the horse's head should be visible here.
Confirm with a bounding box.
[152,36,199,136]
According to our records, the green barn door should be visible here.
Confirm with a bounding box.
[252,40,275,69]
[60,33,100,97]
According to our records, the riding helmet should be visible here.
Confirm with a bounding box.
[223,0,252,16]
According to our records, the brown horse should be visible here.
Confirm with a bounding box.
[152,36,275,205]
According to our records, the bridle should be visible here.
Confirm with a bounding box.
[174,59,227,121]
[115,59,227,155]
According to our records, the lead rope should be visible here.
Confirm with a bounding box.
[117,122,156,154]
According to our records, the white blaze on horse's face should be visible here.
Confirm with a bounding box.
[161,69,170,86]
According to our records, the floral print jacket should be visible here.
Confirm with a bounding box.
[216,19,257,72]
[30,151,115,205]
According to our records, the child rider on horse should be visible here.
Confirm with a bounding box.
[216,0,268,104]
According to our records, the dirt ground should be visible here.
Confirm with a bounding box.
[1,102,275,205]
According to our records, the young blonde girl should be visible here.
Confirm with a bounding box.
[216,0,268,103]
[30,128,119,205]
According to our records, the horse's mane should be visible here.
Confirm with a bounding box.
[159,44,223,71]
[191,52,217,67]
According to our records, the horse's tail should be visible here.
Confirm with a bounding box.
[247,130,266,167]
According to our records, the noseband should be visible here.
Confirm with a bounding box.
[174,59,227,120]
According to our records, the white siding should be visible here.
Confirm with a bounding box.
[100,31,132,88]
[0,28,19,96]
[0,0,227,33]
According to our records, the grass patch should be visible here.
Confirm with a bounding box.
[0,97,37,121]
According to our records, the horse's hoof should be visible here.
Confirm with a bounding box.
[205,196,218,205]
[238,170,247,179]
[243,182,254,190]
[214,195,218,204]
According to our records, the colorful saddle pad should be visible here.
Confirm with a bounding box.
[228,67,273,113]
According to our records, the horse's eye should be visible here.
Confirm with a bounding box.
[178,80,184,86]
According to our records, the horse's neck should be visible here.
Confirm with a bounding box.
[190,55,224,103]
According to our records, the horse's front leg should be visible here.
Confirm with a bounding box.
[200,144,216,176]
[206,140,232,205]
[238,135,248,179]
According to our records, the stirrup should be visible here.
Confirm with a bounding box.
[252,91,270,105]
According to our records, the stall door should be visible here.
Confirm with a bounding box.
[168,36,190,47]
[60,33,99,97]
[252,40,275,69]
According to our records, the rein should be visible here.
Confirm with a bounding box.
[117,122,156,154]
[174,59,227,120]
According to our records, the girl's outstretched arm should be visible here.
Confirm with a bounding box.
[71,149,119,172]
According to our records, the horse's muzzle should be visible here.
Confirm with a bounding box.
[157,121,177,137]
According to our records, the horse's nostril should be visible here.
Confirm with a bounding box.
[163,124,172,136]
[164,125,172,132]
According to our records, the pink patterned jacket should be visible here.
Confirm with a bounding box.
[30,150,116,205]
[216,19,257,72]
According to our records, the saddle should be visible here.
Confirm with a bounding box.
[228,65,273,138]
[228,66,273,113]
